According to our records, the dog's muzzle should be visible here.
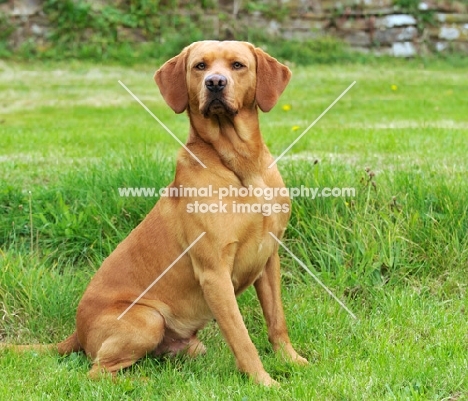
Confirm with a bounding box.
[205,74,227,93]
[202,74,237,117]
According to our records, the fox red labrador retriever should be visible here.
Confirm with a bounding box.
[4,41,307,386]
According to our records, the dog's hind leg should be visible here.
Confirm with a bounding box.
[86,306,165,379]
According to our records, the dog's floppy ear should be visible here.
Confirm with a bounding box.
[254,47,291,112]
[154,48,189,114]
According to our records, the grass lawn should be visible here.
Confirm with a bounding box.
[0,56,467,400]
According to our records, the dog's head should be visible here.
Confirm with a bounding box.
[155,41,291,117]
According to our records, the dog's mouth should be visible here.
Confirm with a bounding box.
[202,97,238,118]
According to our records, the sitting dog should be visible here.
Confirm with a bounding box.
[9,41,308,386]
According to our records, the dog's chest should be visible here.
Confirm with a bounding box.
[231,208,288,293]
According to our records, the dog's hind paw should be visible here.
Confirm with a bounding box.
[186,336,207,357]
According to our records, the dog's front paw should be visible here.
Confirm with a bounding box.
[277,344,309,366]
[254,371,279,387]
[291,353,308,365]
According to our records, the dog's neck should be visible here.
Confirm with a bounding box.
[187,107,270,187]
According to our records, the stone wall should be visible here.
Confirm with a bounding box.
[287,0,468,56]
[1,0,468,57]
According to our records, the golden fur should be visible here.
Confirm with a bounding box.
[5,41,308,386]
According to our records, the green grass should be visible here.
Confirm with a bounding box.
[1,57,467,400]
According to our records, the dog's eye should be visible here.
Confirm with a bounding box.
[195,62,206,70]
[232,62,244,70]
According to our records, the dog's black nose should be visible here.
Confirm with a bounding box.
[205,74,227,93]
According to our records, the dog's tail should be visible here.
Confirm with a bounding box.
[57,331,82,355]
[0,343,56,352]
[0,331,82,355]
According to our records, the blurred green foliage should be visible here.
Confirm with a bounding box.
[0,0,465,65]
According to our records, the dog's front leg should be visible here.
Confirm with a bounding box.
[199,267,277,386]
[254,252,308,365]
